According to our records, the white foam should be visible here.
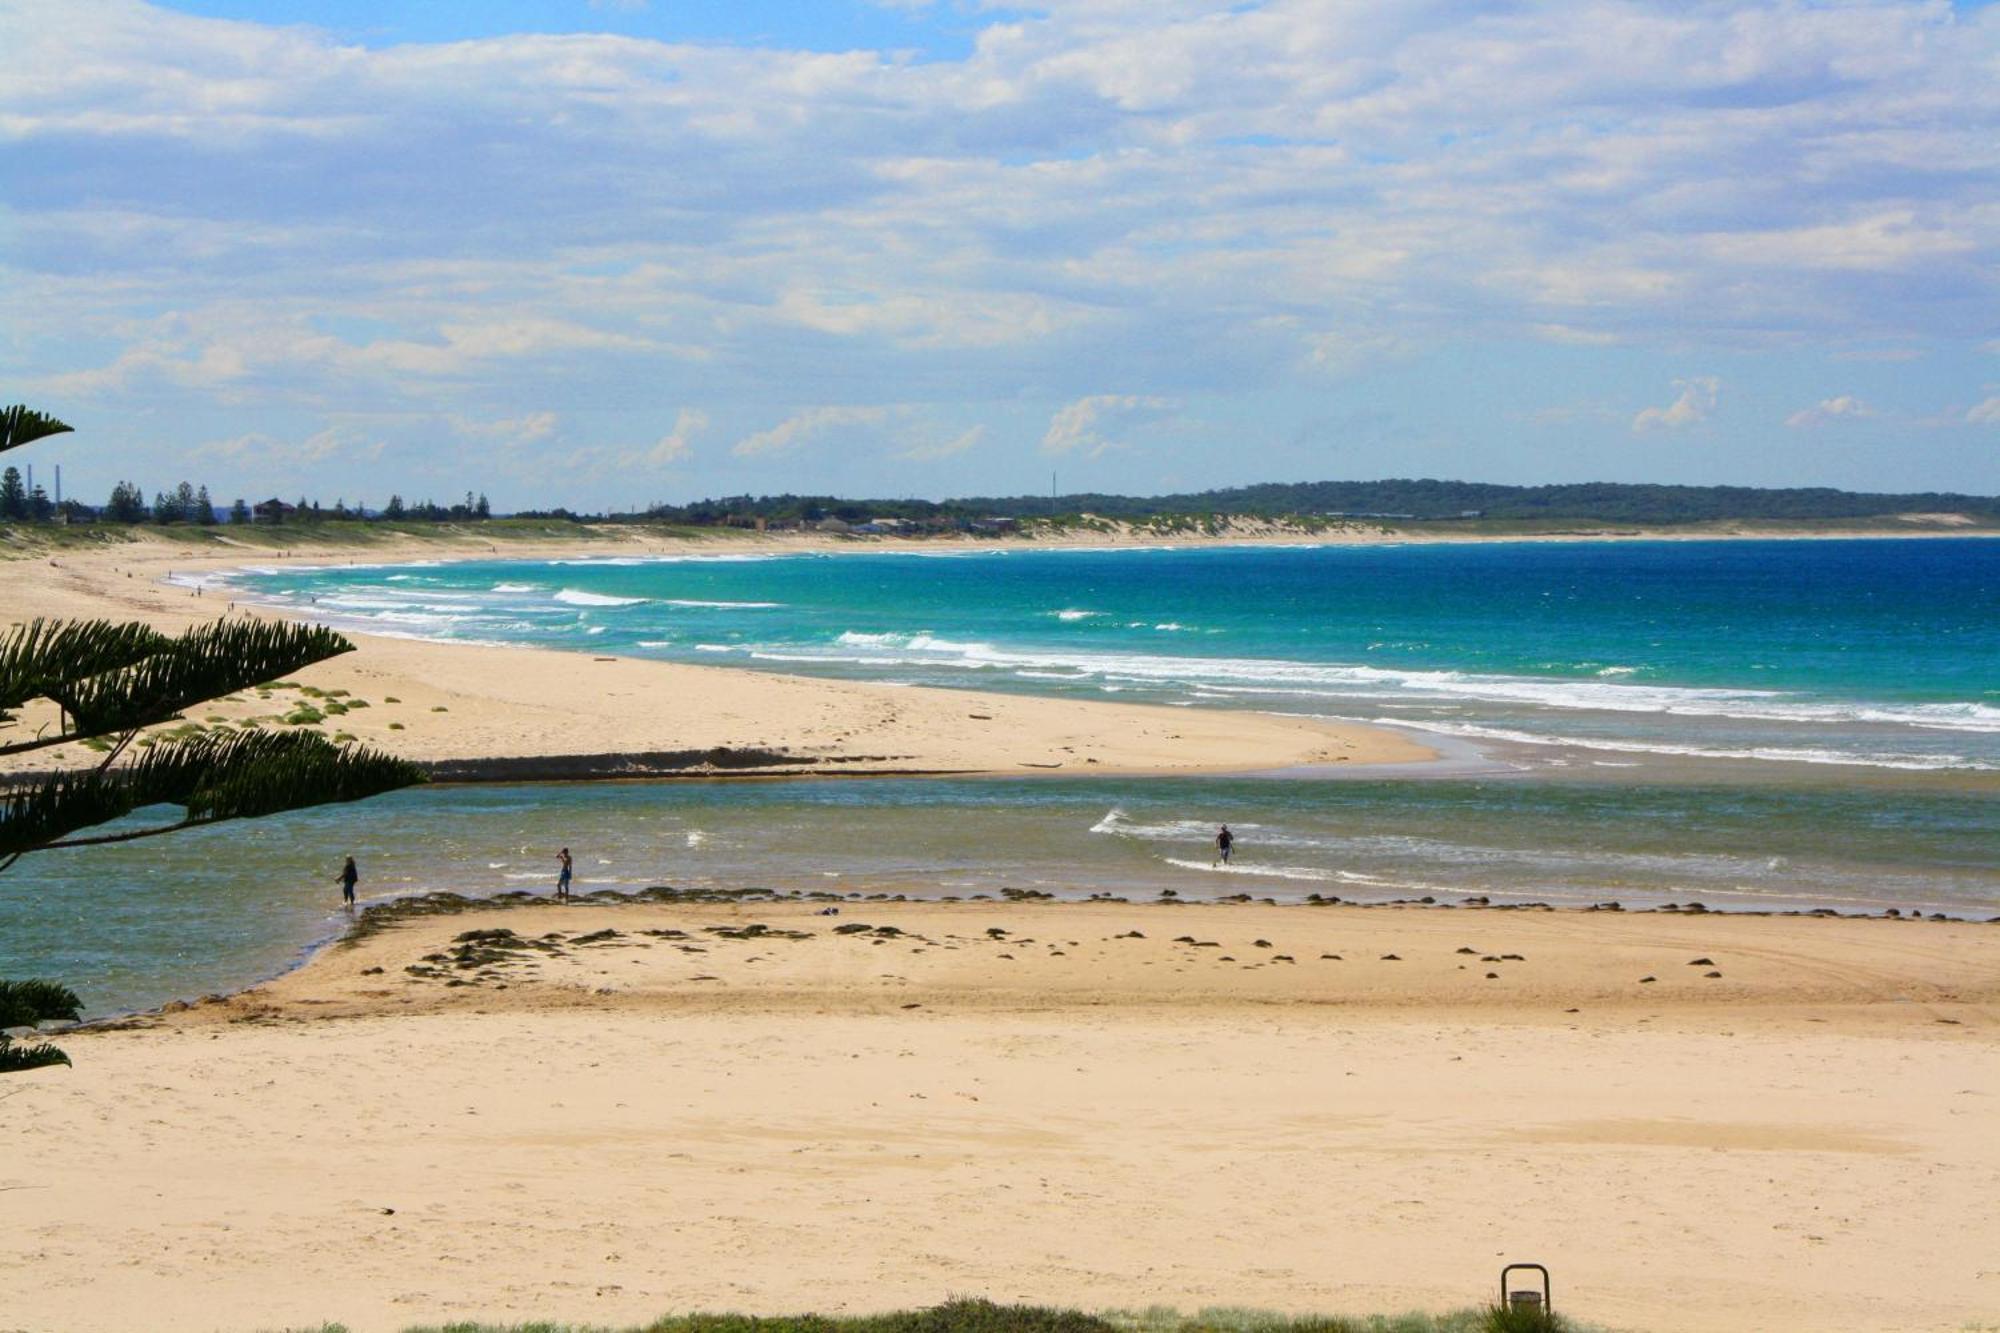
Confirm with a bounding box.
[554,588,646,607]
[663,599,783,609]
[1162,857,1342,882]
[492,582,537,593]
[1052,609,1103,621]
[794,632,1997,735]
[1376,716,1996,772]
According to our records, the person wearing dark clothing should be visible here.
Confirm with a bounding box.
[1216,825,1235,865]
[338,856,359,907]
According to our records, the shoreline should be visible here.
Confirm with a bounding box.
[6,535,1439,780]
[70,880,2000,1032]
[86,889,2000,1034]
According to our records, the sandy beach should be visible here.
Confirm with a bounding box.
[4,896,1996,1333]
[5,531,1434,778]
[6,530,1999,1332]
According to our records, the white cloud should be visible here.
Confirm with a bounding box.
[638,408,707,466]
[732,406,889,458]
[1967,397,2000,426]
[191,425,386,472]
[1633,377,1720,433]
[1041,394,1173,456]
[1785,395,1876,429]
[4,0,1999,499]
[898,424,986,462]
[453,411,559,444]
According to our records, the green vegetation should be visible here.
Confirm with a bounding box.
[630,479,1999,531]
[1,405,428,1069]
[266,1299,1589,1333]
[0,979,82,1072]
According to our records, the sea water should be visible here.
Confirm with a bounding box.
[8,539,1996,1015]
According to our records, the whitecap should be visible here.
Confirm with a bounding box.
[662,599,783,609]
[1373,716,1996,772]
[554,589,646,607]
[1162,857,1342,882]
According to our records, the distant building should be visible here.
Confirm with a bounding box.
[253,498,297,524]
[814,516,853,534]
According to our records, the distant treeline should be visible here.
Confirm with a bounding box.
[10,470,1995,531]
[620,479,2000,527]
[0,471,494,526]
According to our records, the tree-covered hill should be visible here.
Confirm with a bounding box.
[629,479,2000,528]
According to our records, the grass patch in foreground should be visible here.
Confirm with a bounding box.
[336,1297,1594,1333]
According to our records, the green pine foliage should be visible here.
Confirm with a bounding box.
[0,408,427,1074]
[0,979,82,1027]
[0,978,83,1072]
[0,405,73,454]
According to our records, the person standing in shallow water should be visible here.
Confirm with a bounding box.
[1216,825,1235,865]
[337,856,359,908]
[556,847,573,900]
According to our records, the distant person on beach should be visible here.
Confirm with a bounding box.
[556,847,573,900]
[338,856,359,907]
[1216,825,1235,865]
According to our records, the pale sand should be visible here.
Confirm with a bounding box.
[5,536,1433,777]
[6,899,1997,1333]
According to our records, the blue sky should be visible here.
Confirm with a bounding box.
[3,0,1997,510]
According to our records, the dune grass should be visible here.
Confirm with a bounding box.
[270,1298,1589,1333]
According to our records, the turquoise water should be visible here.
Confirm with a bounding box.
[8,539,1996,1016]
[224,538,2000,772]
[10,772,1998,1018]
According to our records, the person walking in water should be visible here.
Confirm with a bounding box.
[337,856,359,908]
[556,847,573,900]
[1216,825,1235,866]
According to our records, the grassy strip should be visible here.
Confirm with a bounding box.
[270,1299,1590,1333]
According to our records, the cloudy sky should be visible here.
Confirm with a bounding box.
[4,0,1997,510]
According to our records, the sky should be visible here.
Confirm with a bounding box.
[3,0,1998,511]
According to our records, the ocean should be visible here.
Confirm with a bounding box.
[8,538,1996,1015]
